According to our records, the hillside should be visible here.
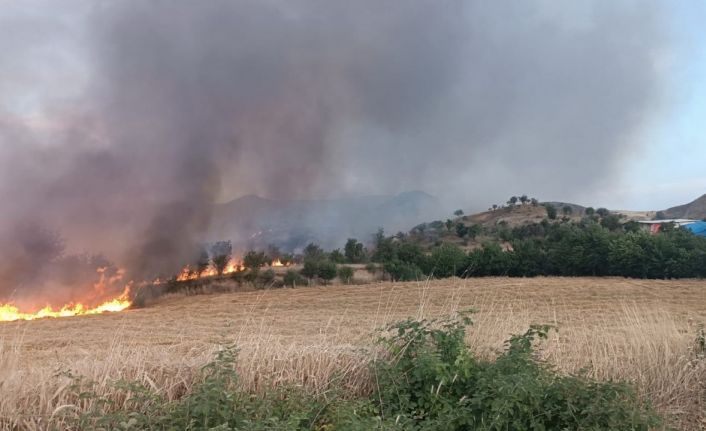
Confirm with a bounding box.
[208,191,443,251]
[661,194,706,220]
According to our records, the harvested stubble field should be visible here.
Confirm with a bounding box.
[1,277,705,430]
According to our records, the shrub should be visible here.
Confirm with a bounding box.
[261,269,276,285]
[428,243,467,277]
[242,250,269,269]
[210,241,233,275]
[317,260,338,284]
[64,314,662,431]
[383,260,423,281]
[366,312,661,430]
[337,266,354,284]
[283,270,306,287]
[344,238,366,263]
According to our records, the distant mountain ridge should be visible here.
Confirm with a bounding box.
[208,191,443,251]
[661,194,706,220]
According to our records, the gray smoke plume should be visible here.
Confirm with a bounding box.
[0,1,666,303]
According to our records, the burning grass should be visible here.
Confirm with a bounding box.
[0,277,704,429]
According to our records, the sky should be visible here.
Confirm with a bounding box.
[588,1,706,210]
[1,1,704,213]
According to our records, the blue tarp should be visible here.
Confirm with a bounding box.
[684,221,706,237]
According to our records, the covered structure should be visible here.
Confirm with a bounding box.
[683,221,706,237]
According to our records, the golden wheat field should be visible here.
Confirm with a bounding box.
[1,277,705,430]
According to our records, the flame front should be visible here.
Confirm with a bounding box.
[0,288,131,322]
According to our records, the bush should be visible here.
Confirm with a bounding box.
[242,250,269,269]
[261,269,276,285]
[337,266,354,284]
[367,312,661,430]
[283,270,306,287]
[64,314,661,431]
[383,260,423,281]
[210,241,233,275]
[428,243,467,277]
[317,260,338,284]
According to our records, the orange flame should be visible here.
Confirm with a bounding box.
[176,260,244,282]
[0,287,131,322]
[271,259,286,267]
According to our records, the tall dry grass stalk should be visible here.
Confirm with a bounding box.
[0,277,704,430]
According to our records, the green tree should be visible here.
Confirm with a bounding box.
[454,209,464,217]
[429,243,467,277]
[455,223,468,238]
[545,204,557,220]
[195,247,210,276]
[337,266,354,284]
[283,269,305,287]
[508,196,518,206]
[210,241,232,275]
[562,205,573,216]
[303,243,325,261]
[445,219,454,231]
[344,238,366,263]
[585,207,595,216]
[519,194,529,205]
[596,207,610,217]
[242,250,268,269]
[317,260,338,284]
[329,249,346,263]
[300,261,319,280]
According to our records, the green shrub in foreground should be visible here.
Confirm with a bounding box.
[356,312,661,430]
[60,313,661,430]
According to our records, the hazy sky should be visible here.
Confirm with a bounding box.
[1,1,704,212]
[592,1,706,210]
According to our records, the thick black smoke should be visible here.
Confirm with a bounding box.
[0,1,666,301]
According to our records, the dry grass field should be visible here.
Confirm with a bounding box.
[1,277,705,430]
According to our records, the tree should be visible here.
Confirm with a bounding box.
[530,198,539,207]
[266,244,281,261]
[445,219,454,231]
[429,244,467,278]
[303,243,325,261]
[318,260,338,284]
[338,266,354,284]
[301,260,319,280]
[596,208,610,217]
[562,205,573,216]
[600,214,622,231]
[492,204,498,211]
[195,247,210,276]
[243,250,268,269]
[508,196,518,206]
[545,204,557,220]
[654,211,666,220]
[454,209,464,217]
[283,269,305,288]
[329,249,346,263]
[585,207,595,216]
[210,241,232,275]
[519,195,529,205]
[344,238,366,263]
[455,223,468,238]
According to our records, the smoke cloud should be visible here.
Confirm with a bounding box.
[0,1,666,302]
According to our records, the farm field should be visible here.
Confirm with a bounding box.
[1,277,705,430]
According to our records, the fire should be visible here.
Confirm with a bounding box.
[0,287,131,322]
[175,257,290,281]
[176,260,244,281]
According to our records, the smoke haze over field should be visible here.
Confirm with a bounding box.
[0,1,668,300]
